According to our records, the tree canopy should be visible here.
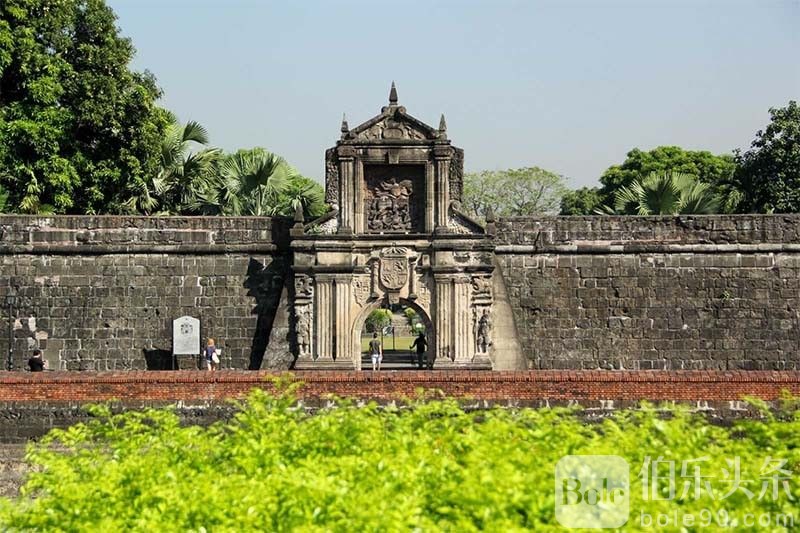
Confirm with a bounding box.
[0,0,170,214]
[610,171,720,215]
[732,100,800,213]
[462,167,566,220]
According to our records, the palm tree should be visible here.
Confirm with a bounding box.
[152,117,221,214]
[198,148,327,218]
[609,171,721,215]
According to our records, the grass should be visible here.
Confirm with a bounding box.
[360,335,416,352]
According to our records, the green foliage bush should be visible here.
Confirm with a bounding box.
[1,386,798,531]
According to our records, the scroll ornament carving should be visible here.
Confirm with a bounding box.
[449,147,464,202]
[471,277,492,296]
[294,275,313,297]
[358,118,428,141]
[324,148,339,204]
[368,178,413,231]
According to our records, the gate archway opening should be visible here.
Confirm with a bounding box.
[351,298,434,371]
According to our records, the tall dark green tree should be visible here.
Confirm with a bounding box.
[0,0,169,214]
[732,101,800,213]
[593,146,737,213]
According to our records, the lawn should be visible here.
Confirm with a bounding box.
[360,335,416,352]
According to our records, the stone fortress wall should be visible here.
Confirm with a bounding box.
[495,215,800,370]
[0,216,293,372]
[1,214,799,372]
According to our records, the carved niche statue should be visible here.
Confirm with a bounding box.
[368,178,413,232]
[296,307,311,355]
[476,309,492,353]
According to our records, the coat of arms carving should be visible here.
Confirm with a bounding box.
[379,247,408,290]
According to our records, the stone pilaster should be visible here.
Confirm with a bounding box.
[315,277,334,360]
[434,274,453,362]
[425,161,435,233]
[434,148,451,230]
[338,153,354,233]
[354,160,364,233]
[333,276,352,363]
[453,277,472,361]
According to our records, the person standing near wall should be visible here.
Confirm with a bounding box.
[27,349,45,372]
[205,338,219,371]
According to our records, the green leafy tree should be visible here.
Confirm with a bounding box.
[732,101,800,213]
[0,0,170,214]
[559,186,603,215]
[611,171,720,215]
[462,166,566,220]
[364,309,392,334]
[598,146,737,213]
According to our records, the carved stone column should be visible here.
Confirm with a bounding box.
[338,152,354,234]
[453,276,472,361]
[434,274,453,362]
[333,276,352,363]
[425,161,435,233]
[354,160,364,233]
[315,276,334,360]
[434,147,451,230]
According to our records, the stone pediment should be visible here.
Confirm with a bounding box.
[347,104,440,142]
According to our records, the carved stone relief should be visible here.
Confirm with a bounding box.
[294,275,313,297]
[352,276,371,307]
[324,148,339,204]
[357,118,428,141]
[449,147,464,202]
[296,306,312,355]
[475,308,492,354]
[379,246,409,290]
[367,178,413,232]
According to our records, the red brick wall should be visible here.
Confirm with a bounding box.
[1,370,798,403]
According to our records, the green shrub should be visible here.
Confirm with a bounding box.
[1,387,798,531]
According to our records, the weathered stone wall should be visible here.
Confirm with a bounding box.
[0,216,293,371]
[494,215,800,370]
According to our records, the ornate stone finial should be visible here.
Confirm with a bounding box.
[293,202,304,224]
[340,113,349,133]
[438,114,448,139]
[389,81,398,105]
[485,206,495,223]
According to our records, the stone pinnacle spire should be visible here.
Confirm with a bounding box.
[389,81,398,105]
[340,113,349,133]
[439,114,447,132]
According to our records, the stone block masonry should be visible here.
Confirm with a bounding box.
[495,215,800,371]
[0,216,293,372]
[2,214,800,372]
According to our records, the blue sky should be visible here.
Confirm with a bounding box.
[108,0,798,188]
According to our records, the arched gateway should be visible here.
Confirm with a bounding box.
[292,84,495,370]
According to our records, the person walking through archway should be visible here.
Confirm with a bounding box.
[410,331,428,370]
[369,332,382,371]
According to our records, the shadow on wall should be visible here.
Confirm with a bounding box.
[244,256,288,370]
[143,347,178,370]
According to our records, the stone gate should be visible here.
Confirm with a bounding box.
[291,84,497,369]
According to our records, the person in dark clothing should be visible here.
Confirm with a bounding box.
[28,349,45,372]
[410,332,428,370]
